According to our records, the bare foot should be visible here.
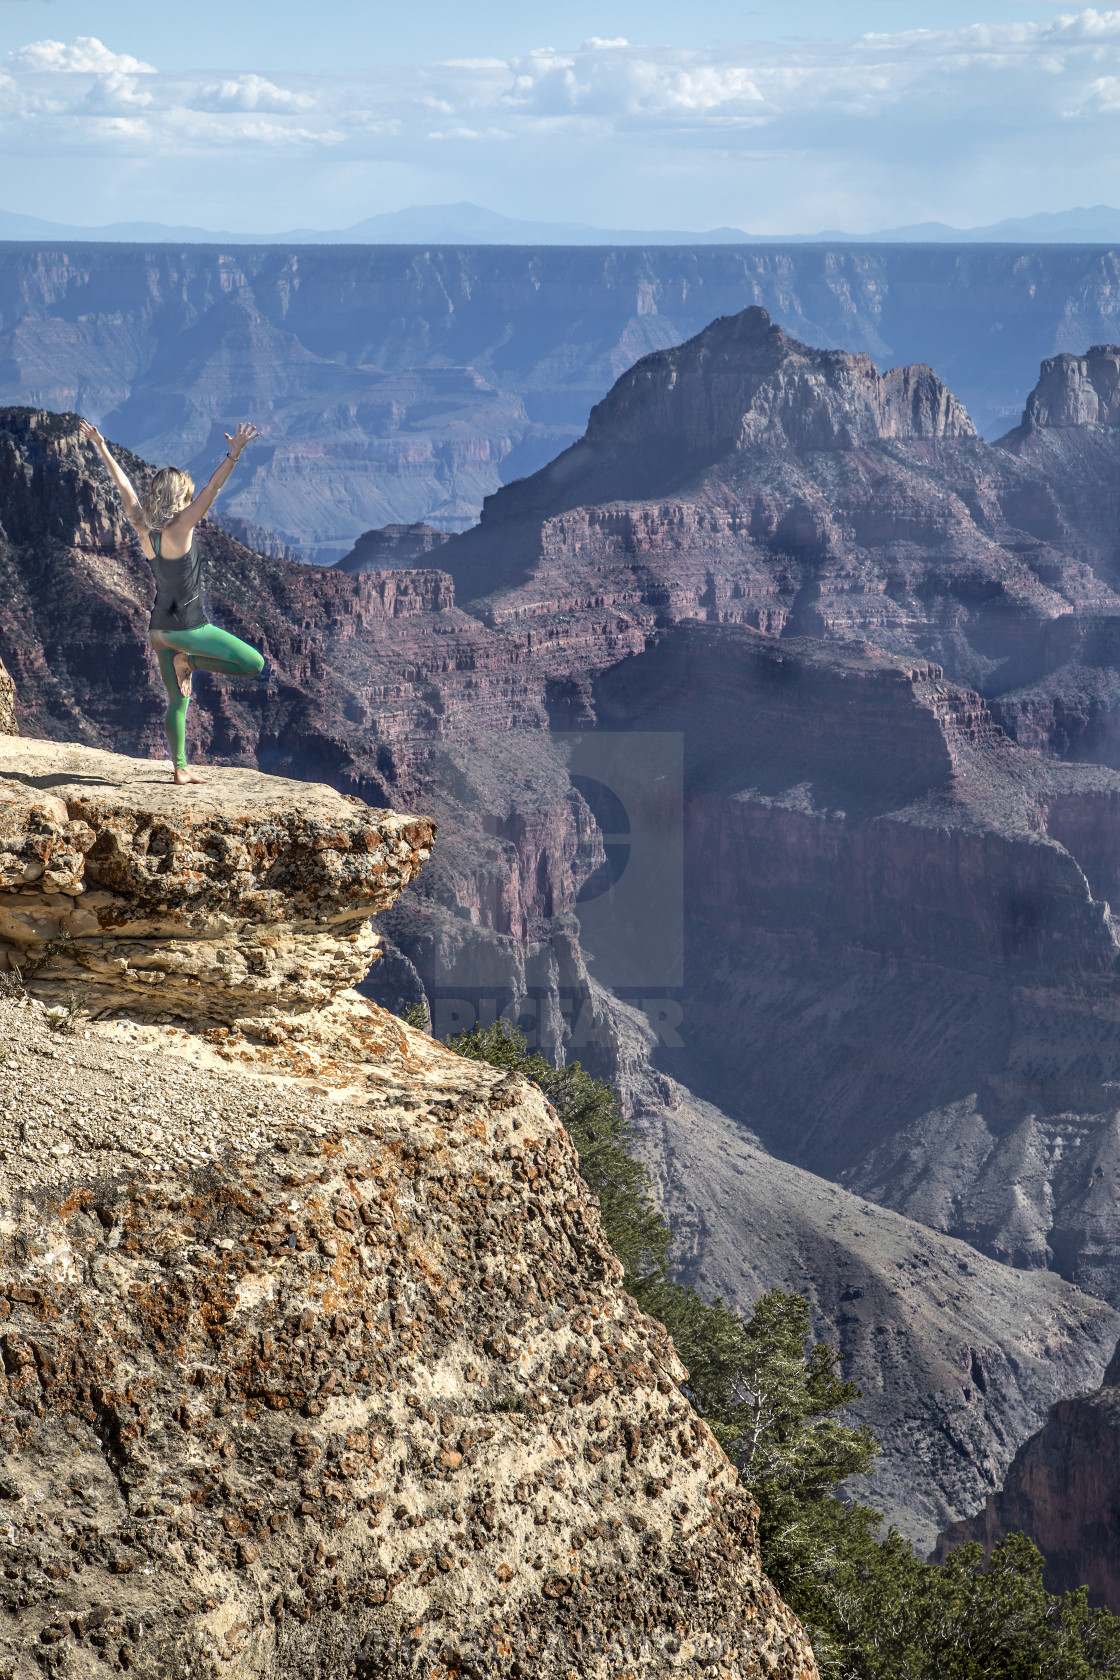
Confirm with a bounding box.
[172,766,208,785]
[172,651,193,698]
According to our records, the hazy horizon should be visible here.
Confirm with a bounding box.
[0,3,1117,237]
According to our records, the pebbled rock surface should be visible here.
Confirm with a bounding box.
[0,987,816,1680]
[0,737,816,1680]
[0,740,434,1033]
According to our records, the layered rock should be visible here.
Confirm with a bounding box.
[208,513,308,566]
[0,743,818,1680]
[595,993,1120,1552]
[0,739,434,1033]
[933,1340,1120,1607]
[13,241,1120,548]
[583,623,1120,1306]
[584,307,974,458]
[335,525,452,576]
[1022,343,1120,429]
[18,312,1120,1553]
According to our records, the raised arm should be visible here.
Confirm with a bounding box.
[177,422,259,530]
[78,420,145,528]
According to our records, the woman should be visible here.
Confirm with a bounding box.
[79,419,265,786]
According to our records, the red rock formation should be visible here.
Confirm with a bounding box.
[934,1338,1120,1608]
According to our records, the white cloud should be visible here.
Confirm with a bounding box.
[7,12,1120,231]
[190,74,314,114]
[8,36,155,74]
[81,71,154,113]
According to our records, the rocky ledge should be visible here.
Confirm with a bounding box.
[0,742,816,1680]
[0,741,434,1037]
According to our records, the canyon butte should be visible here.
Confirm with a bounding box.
[9,240,1120,554]
[10,300,1120,1581]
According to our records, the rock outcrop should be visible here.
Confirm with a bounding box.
[934,1338,1120,1608]
[584,307,974,459]
[0,740,817,1680]
[19,311,1120,1551]
[1022,343,1120,429]
[0,739,434,1034]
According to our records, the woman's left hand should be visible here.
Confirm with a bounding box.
[224,422,259,461]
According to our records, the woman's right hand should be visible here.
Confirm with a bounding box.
[224,421,259,461]
[78,419,104,449]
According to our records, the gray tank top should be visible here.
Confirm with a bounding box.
[148,529,207,631]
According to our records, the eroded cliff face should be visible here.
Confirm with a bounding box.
[0,740,818,1680]
[1023,343,1120,428]
[584,307,974,458]
[335,527,453,576]
[577,624,1120,1313]
[15,318,1120,1553]
[14,242,1120,550]
[440,308,1120,776]
[0,739,433,1034]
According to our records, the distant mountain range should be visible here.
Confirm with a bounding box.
[6,201,1120,246]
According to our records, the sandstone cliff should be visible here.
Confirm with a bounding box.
[0,663,15,739]
[0,739,817,1680]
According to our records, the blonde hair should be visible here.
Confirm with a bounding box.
[140,467,194,531]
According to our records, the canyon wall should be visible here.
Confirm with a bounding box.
[16,296,1120,1558]
[10,242,1120,552]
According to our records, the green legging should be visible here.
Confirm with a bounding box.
[150,624,265,769]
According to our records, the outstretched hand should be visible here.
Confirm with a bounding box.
[224,422,259,461]
[78,418,105,450]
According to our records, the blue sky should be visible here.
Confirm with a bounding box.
[0,0,1115,232]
